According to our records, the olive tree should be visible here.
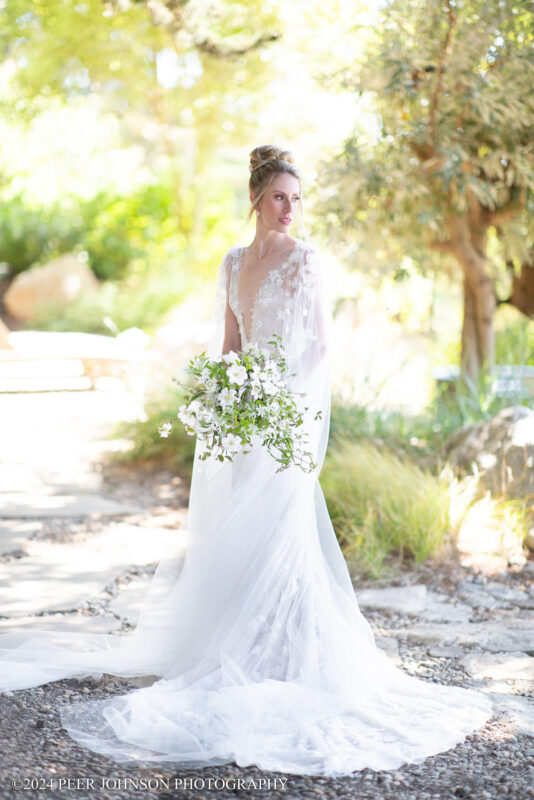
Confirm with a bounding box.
[316,0,534,380]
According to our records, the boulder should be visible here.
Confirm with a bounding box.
[442,405,534,502]
[4,253,99,322]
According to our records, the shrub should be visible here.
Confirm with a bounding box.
[108,382,197,475]
[321,438,452,578]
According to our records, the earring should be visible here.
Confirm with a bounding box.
[255,209,260,216]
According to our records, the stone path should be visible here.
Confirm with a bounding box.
[0,386,533,800]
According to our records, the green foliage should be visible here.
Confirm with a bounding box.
[330,357,533,463]
[80,183,186,281]
[0,183,183,279]
[315,0,534,271]
[110,384,533,579]
[321,439,452,578]
[1,173,240,333]
[0,0,280,163]
[495,304,534,366]
[171,337,322,473]
[31,263,189,335]
[109,383,196,475]
[0,195,85,273]
[430,368,532,438]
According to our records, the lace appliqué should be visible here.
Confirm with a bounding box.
[228,239,317,351]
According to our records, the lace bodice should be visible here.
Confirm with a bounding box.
[227,239,306,349]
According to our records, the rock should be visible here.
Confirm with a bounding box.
[458,578,534,610]
[0,613,121,635]
[429,645,466,658]
[460,652,534,682]
[357,585,427,615]
[457,580,502,610]
[395,619,534,653]
[442,405,534,503]
[0,493,142,518]
[356,584,471,622]
[483,580,534,609]
[487,694,534,737]
[108,575,153,625]
[0,523,187,616]
[4,253,99,322]
[374,636,401,666]
[0,520,42,556]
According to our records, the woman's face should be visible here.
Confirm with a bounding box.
[253,173,300,233]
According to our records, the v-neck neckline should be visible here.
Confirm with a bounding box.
[236,239,300,343]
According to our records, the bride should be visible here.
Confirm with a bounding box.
[0,145,492,776]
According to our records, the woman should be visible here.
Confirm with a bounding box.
[0,145,492,776]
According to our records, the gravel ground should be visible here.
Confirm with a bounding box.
[2,676,532,800]
[1,461,533,800]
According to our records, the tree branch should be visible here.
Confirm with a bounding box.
[429,0,457,144]
[192,31,281,58]
[429,239,457,255]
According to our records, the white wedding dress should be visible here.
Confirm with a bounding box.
[0,237,492,776]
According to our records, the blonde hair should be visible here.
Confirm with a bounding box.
[247,145,307,238]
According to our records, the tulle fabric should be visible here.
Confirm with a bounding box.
[0,237,492,776]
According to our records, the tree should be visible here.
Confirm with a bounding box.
[315,0,534,381]
[0,0,283,270]
[0,0,281,169]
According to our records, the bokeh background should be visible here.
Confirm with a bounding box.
[1,0,533,577]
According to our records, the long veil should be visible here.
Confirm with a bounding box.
[0,241,492,776]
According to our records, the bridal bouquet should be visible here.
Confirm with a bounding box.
[158,335,321,473]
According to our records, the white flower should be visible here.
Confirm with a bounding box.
[218,387,237,409]
[200,367,210,383]
[227,363,248,386]
[222,350,240,364]
[188,399,202,414]
[197,439,210,456]
[158,421,172,438]
[198,408,215,423]
[205,377,218,393]
[222,433,242,452]
[262,380,278,396]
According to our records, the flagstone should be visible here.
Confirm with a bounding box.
[395,619,534,654]
[460,651,534,683]
[356,584,472,623]
[0,520,42,555]
[0,612,121,634]
[0,493,142,518]
[487,693,534,737]
[0,523,187,616]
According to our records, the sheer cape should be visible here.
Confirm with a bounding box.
[0,237,492,776]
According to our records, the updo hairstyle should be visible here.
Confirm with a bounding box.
[247,145,303,223]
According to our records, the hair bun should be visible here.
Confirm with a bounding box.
[249,144,295,174]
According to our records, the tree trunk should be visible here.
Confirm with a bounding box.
[450,213,496,383]
[501,257,534,318]
[460,278,480,381]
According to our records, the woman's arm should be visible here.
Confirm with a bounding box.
[221,257,241,355]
